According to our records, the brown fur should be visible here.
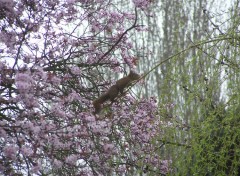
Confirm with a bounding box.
[93,71,140,114]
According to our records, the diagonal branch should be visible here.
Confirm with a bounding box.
[98,7,138,63]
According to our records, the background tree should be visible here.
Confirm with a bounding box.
[131,0,240,175]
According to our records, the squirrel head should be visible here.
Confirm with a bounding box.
[129,70,141,80]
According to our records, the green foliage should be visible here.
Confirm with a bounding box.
[130,0,240,175]
[179,103,240,175]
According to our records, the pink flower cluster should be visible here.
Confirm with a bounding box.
[132,0,151,9]
[0,0,169,175]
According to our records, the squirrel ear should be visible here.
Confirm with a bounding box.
[129,70,139,75]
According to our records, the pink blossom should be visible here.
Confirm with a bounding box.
[70,66,81,75]
[85,115,95,122]
[90,121,110,135]
[51,137,62,149]
[132,0,150,9]
[31,162,41,174]
[49,75,61,85]
[35,67,47,80]
[22,121,34,130]
[33,125,41,134]
[103,143,115,153]
[65,154,78,165]
[0,32,16,51]
[117,165,126,173]
[3,145,19,160]
[160,160,172,174]
[15,73,33,93]
[53,159,63,168]
[90,154,100,162]
[21,146,33,156]
[141,133,150,142]
[66,0,75,3]
[66,91,81,102]
[0,128,7,138]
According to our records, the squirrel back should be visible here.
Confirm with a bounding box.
[93,85,119,114]
[93,70,140,114]
[116,70,140,93]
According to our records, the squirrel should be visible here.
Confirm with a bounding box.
[93,70,141,114]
